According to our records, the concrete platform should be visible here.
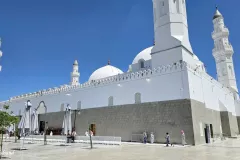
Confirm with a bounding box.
[1,139,240,160]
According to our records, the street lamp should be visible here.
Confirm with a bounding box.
[26,100,35,144]
[44,122,48,145]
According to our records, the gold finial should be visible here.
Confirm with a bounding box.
[108,60,110,65]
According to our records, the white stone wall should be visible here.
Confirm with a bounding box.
[8,62,190,115]
[235,100,240,116]
[4,61,238,118]
[188,68,237,115]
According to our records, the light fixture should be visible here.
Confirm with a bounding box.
[66,93,71,96]
[146,78,150,82]
[117,84,122,87]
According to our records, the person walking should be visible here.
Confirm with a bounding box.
[67,130,71,143]
[72,130,77,143]
[143,131,147,144]
[181,130,186,146]
[150,132,154,144]
[165,133,170,147]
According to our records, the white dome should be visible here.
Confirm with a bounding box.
[132,46,153,64]
[89,65,123,81]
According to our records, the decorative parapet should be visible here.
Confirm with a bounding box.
[9,61,188,101]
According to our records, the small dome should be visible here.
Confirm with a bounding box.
[89,64,123,81]
[132,46,153,64]
[213,7,222,20]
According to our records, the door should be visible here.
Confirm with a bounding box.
[39,121,45,134]
[204,128,208,143]
[204,125,211,143]
[90,124,96,136]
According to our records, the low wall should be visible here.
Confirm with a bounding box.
[20,135,121,145]
[39,99,195,145]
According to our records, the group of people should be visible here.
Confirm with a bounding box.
[67,130,77,143]
[143,131,155,144]
[142,130,186,146]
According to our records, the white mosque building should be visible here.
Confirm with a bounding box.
[1,0,240,145]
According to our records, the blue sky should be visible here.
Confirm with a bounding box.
[0,0,239,101]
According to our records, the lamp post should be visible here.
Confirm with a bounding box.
[44,122,48,145]
[26,100,32,134]
[89,125,93,149]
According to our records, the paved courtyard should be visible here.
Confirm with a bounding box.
[1,139,240,160]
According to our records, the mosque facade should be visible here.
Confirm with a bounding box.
[1,0,240,145]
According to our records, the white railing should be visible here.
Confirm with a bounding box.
[19,135,121,145]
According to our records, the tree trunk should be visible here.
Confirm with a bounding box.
[14,124,17,143]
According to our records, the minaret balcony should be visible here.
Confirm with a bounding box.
[71,72,80,77]
[212,28,229,39]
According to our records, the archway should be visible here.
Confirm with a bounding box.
[37,101,47,114]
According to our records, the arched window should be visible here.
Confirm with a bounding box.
[135,92,141,104]
[77,101,81,110]
[139,60,144,69]
[37,101,47,114]
[60,103,64,111]
[108,96,113,106]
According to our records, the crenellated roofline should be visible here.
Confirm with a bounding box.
[1,61,234,103]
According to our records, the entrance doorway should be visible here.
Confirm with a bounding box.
[204,124,210,143]
[39,121,45,134]
[90,124,96,136]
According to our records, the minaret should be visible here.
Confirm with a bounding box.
[0,38,2,72]
[70,60,80,85]
[212,7,238,93]
[151,0,194,68]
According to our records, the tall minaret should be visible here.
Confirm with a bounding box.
[0,38,2,72]
[212,7,238,93]
[70,60,80,85]
[151,0,194,68]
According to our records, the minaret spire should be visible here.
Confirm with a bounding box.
[212,8,238,93]
[0,38,2,72]
[70,60,80,85]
